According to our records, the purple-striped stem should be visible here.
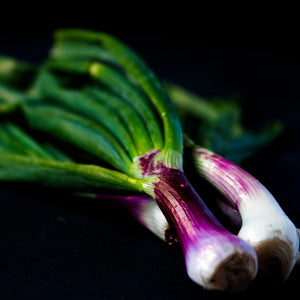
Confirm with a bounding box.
[80,148,259,291]
[193,146,299,280]
[130,150,258,291]
[94,194,173,243]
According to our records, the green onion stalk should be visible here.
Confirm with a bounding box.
[191,145,299,280]
[0,29,258,291]
[167,85,299,278]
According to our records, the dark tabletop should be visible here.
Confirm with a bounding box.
[0,21,299,299]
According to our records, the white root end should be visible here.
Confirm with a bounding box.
[255,238,296,280]
[193,146,299,278]
[203,250,257,292]
[239,196,299,280]
[186,239,258,292]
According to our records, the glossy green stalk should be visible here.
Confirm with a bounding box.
[85,86,154,157]
[0,122,53,160]
[0,81,132,170]
[50,40,116,63]
[93,33,182,157]
[45,58,90,74]
[0,124,32,156]
[54,29,183,168]
[0,79,133,171]
[49,88,140,158]
[0,121,73,162]
[88,63,163,150]
[23,103,132,173]
[166,83,221,123]
[46,58,162,152]
[0,153,146,193]
[33,70,140,159]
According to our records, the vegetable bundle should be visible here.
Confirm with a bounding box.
[0,29,298,292]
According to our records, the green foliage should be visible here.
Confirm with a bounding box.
[167,84,283,164]
[0,31,283,193]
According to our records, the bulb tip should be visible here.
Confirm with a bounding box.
[203,250,258,292]
[255,238,297,281]
[186,240,258,292]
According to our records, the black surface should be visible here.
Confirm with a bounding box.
[0,23,299,299]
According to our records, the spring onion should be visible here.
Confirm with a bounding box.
[192,145,299,280]
[0,29,259,291]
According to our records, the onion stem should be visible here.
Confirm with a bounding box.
[192,145,299,280]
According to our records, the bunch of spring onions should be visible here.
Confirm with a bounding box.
[0,29,298,292]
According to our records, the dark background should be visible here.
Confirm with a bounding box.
[0,14,299,299]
